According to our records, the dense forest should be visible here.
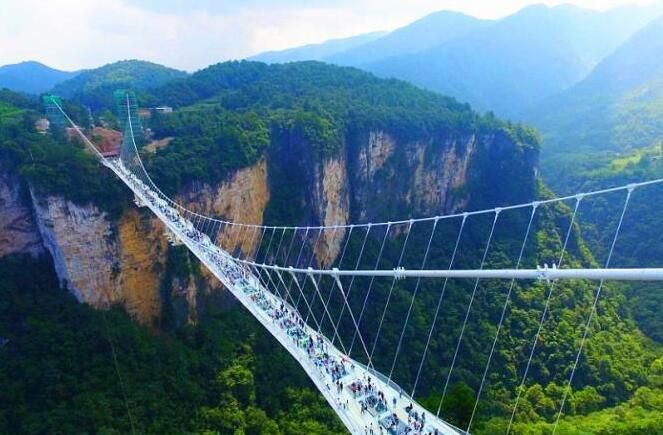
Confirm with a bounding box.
[0,254,344,435]
[1,58,662,434]
[51,60,188,113]
[0,95,128,217]
[141,61,537,196]
[534,142,663,345]
[2,248,662,434]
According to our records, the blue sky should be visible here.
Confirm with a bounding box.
[0,0,657,71]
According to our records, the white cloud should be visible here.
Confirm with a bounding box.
[0,0,253,71]
[0,0,658,71]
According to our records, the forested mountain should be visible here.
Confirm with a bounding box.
[51,60,187,111]
[249,3,662,117]
[365,4,661,117]
[530,14,663,190]
[0,61,78,94]
[325,11,489,66]
[250,31,387,64]
[519,13,663,409]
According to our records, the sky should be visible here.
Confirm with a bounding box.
[0,0,658,72]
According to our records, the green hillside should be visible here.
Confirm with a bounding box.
[145,60,535,197]
[531,15,663,192]
[51,60,187,112]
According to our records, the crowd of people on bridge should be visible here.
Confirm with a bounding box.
[115,160,455,435]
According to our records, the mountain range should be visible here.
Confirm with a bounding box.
[2,2,663,187]
[529,14,663,156]
[0,61,78,94]
[250,3,663,118]
[251,31,387,64]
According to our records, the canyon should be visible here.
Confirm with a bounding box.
[0,127,534,327]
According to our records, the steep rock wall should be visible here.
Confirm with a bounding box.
[273,129,503,266]
[2,125,534,328]
[0,172,43,257]
[349,131,476,223]
[313,156,350,267]
[31,192,117,305]
[30,192,168,325]
[179,158,270,258]
[20,159,270,326]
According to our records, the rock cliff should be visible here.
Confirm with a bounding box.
[0,172,43,257]
[1,127,535,327]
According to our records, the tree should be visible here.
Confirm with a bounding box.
[439,382,475,428]
[216,362,256,407]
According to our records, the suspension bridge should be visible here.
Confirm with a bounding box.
[47,92,663,435]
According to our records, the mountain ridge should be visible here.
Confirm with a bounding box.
[0,61,78,94]
[529,13,663,170]
[249,31,387,64]
[326,10,490,67]
[50,59,188,111]
[248,3,663,117]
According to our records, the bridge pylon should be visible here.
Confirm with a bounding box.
[113,89,144,143]
[42,95,67,132]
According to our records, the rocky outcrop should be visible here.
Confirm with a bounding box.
[179,158,270,258]
[264,129,511,267]
[313,157,350,266]
[30,192,168,324]
[0,172,43,257]
[409,135,474,214]
[358,131,396,180]
[18,158,270,326]
[349,131,476,223]
[115,208,168,324]
[31,192,120,305]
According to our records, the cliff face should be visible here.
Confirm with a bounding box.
[0,158,270,326]
[0,172,43,257]
[1,127,535,327]
[179,158,270,258]
[349,131,476,222]
[266,128,532,266]
[30,192,167,325]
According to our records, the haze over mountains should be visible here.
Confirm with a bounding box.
[0,61,78,94]
[530,14,663,154]
[3,2,661,123]
[251,3,663,118]
[2,1,663,189]
[514,12,663,196]
[251,31,387,64]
